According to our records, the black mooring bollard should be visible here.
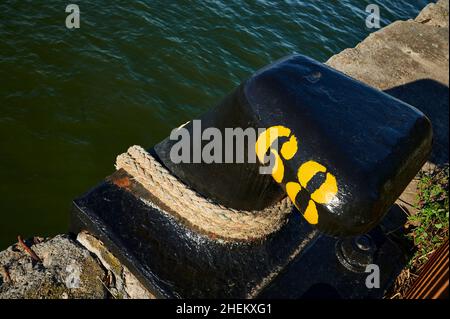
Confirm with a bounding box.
[71,54,432,298]
[155,54,432,236]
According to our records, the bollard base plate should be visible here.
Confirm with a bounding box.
[71,169,409,298]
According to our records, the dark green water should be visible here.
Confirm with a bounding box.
[0,0,431,249]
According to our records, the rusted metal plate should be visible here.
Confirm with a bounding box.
[406,239,449,299]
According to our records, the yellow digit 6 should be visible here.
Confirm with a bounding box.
[255,126,298,183]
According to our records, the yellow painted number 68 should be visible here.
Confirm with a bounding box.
[255,126,338,225]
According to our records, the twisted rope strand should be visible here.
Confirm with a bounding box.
[115,146,292,241]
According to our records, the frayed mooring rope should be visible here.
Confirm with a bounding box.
[115,145,292,242]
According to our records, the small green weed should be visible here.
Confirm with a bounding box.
[407,164,449,270]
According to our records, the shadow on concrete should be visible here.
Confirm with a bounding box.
[384,79,449,166]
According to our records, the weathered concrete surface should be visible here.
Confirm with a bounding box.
[0,1,448,299]
[416,0,449,27]
[76,232,154,299]
[0,234,153,299]
[0,235,107,299]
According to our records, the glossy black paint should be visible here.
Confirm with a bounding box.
[154,84,286,211]
[72,170,316,298]
[156,54,433,236]
[70,54,427,298]
[71,170,408,298]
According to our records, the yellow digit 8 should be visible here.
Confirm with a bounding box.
[286,161,338,225]
[255,126,298,183]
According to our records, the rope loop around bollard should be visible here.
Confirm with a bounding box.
[115,145,293,242]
